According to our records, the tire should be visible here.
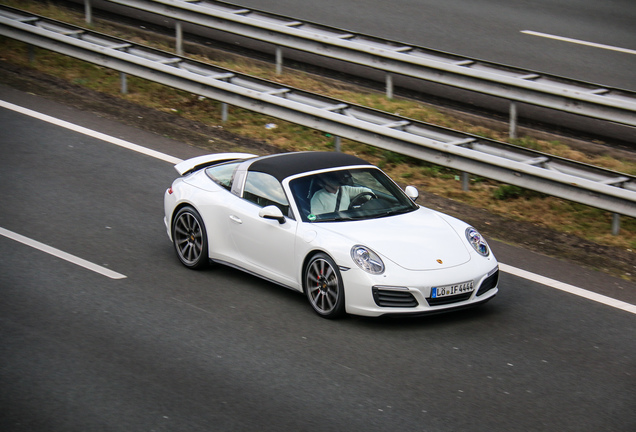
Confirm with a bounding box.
[172,206,209,269]
[304,253,346,319]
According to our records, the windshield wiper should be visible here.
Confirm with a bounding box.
[312,214,351,222]
[361,207,416,220]
[388,207,416,216]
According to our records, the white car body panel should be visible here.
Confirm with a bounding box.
[312,208,471,270]
[223,198,300,288]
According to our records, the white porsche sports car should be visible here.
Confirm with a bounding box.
[164,151,499,318]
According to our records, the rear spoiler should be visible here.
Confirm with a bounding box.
[174,153,258,176]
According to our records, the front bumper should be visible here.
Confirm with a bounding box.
[342,259,499,317]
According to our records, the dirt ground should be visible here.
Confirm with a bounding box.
[1,61,634,280]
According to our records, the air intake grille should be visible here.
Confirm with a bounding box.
[372,287,419,308]
[477,269,499,296]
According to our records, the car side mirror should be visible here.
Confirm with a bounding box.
[259,205,286,224]
[405,186,419,201]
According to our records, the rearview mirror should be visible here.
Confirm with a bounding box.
[259,205,286,224]
[405,186,419,201]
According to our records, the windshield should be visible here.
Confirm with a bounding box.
[289,167,418,222]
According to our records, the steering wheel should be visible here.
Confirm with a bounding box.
[348,191,376,209]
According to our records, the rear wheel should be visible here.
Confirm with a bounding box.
[172,206,209,269]
[304,253,345,318]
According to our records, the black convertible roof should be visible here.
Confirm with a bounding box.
[248,151,372,181]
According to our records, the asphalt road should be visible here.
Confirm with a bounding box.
[235,0,636,90]
[1,87,635,431]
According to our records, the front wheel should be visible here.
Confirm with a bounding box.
[304,253,345,319]
[172,206,209,269]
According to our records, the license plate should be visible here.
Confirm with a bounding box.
[431,281,474,298]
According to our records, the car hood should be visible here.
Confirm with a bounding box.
[317,208,471,271]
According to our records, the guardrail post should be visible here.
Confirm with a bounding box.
[509,101,518,139]
[175,21,183,56]
[28,45,35,63]
[612,213,621,235]
[221,102,228,122]
[334,135,341,152]
[120,72,127,94]
[275,46,283,75]
[386,73,393,100]
[84,0,92,25]
[461,172,470,191]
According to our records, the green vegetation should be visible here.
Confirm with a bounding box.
[2,0,635,254]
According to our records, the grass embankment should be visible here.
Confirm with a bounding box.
[2,0,635,257]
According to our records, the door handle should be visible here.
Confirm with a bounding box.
[229,215,242,224]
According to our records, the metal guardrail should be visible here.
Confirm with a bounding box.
[1,5,635,224]
[100,0,636,132]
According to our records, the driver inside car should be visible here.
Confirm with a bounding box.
[310,172,373,215]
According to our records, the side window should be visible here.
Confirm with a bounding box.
[205,161,241,190]
[243,172,291,218]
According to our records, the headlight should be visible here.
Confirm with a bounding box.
[465,227,489,256]
[351,245,385,275]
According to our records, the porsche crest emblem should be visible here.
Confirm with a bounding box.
[436,259,443,264]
